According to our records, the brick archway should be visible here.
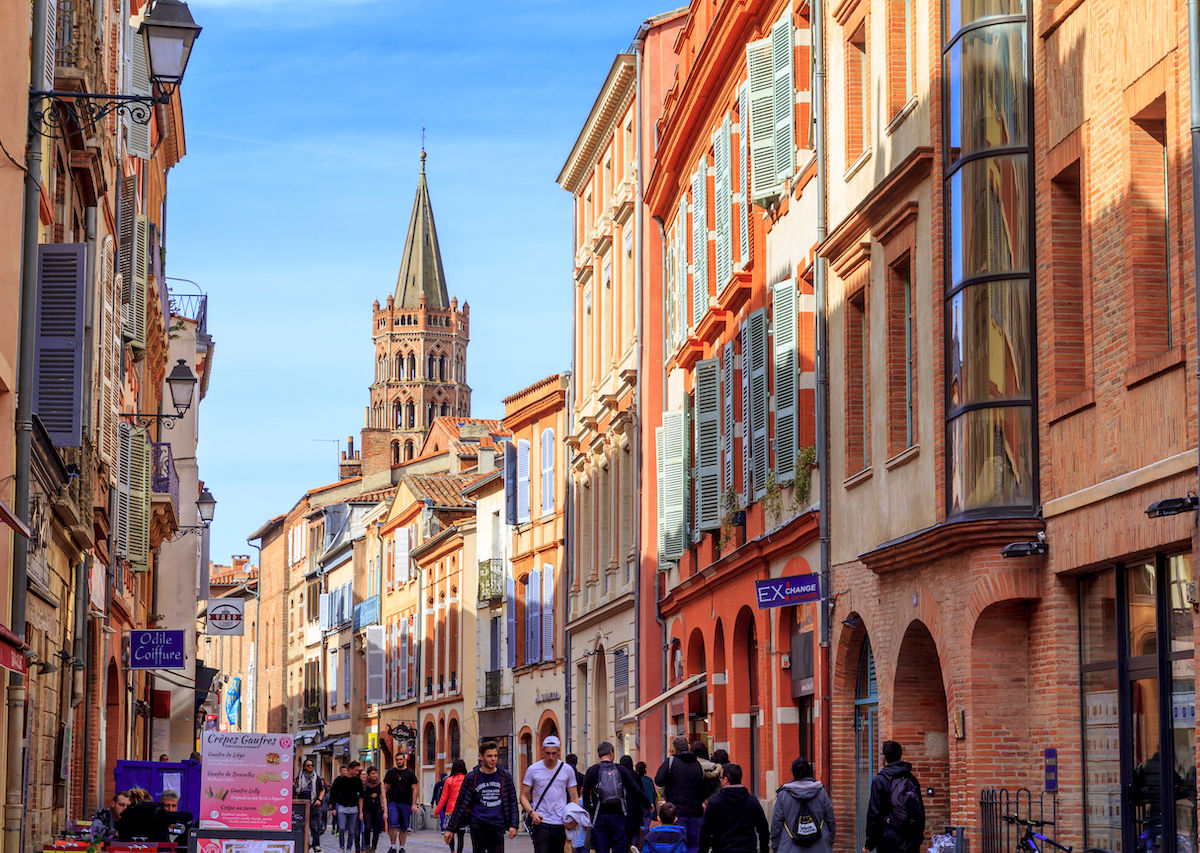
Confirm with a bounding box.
[711,619,728,751]
[893,620,949,848]
[685,628,707,744]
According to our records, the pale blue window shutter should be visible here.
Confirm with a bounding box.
[772,14,795,183]
[713,116,734,292]
[655,426,666,567]
[541,565,554,662]
[330,646,338,706]
[749,308,770,499]
[130,215,149,349]
[773,279,798,483]
[366,626,385,705]
[739,325,751,507]
[694,358,721,531]
[723,341,735,496]
[506,571,517,667]
[504,441,518,525]
[399,618,410,697]
[746,38,776,202]
[527,568,541,665]
[665,237,676,352]
[676,199,688,342]
[397,527,410,584]
[737,85,750,265]
[34,243,86,447]
[540,428,555,514]
[125,26,153,159]
[516,439,531,524]
[343,644,351,702]
[690,165,708,329]
[661,410,686,561]
[319,593,330,631]
[114,421,133,559]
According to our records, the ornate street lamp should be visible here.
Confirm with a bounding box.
[31,0,202,137]
[120,359,197,429]
[172,487,217,539]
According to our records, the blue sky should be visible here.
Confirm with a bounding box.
[169,0,667,563]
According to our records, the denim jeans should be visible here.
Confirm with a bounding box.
[592,812,628,853]
[361,807,383,851]
[336,806,361,851]
[678,815,703,853]
[468,823,507,853]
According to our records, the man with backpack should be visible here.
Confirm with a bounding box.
[581,742,650,853]
[643,802,688,853]
[699,763,768,853]
[653,736,708,853]
[864,741,925,853]
[770,758,835,853]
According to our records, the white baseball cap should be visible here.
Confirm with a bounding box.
[543,735,561,748]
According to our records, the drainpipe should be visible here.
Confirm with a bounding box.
[631,21,649,758]
[564,370,574,755]
[653,215,669,761]
[811,0,833,789]
[6,0,48,847]
[1188,0,1200,506]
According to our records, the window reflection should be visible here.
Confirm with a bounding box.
[948,154,1029,287]
[948,405,1033,512]
[944,0,1024,39]
[1080,571,1118,666]
[946,23,1027,159]
[948,279,1031,409]
[1127,562,1158,659]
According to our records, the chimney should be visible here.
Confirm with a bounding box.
[339,434,363,480]
[232,554,250,574]
[477,445,496,474]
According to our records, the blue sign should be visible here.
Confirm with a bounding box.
[226,676,241,726]
[755,574,821,609]
[129,629,186,670]
[1044,748,1058,792]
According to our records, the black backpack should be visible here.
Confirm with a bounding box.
[885,773,924,836]
[785,796,822,847]
[597,763,626,813]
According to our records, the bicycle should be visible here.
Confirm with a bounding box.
[1003,815,1072,853]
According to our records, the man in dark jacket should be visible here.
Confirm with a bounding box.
[581,742,650,853]
[654,736,707,853]
[445,740,519,853]
[864,741,925,853]
[699,764,768,853]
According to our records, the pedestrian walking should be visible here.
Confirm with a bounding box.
[436,759,469,853]
[295,757,328,849]
[635,761,658,847]
[770,758,835,853]
[521,735,580,853]
[90,791,131,843]
[698,764,768,853]
[864,741,925,853]
[642,803,687,853]
[710,750,729,767]
[432,773,449,830]
[330,762,365,853]
[581,742,650,853]
[566,754,587,790]
[690,743,721,800]
[444,740,520,853]
[362,767,385,852]
[384,753,420,853]
[562,800,592,853]
[653,736,707,853]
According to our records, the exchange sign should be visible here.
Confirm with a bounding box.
[754,574,821,609]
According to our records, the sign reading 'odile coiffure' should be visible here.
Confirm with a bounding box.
[129,629,186,669]
[754,574,821,609]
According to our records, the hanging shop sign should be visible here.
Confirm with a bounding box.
[207,599,245,636]
[129,629,186,669]
[754,574,820,609]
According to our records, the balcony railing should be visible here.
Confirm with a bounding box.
[484,670,502,708]
[354,596,380,630]
[54,0,97,79]
[168,291,208,335]
[478,559,505,604]
[150,442,179,513]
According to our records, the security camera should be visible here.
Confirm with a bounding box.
[1001,540,1048,558]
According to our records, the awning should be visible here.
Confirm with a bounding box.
[316,736,350,752]
[0,496,30,539]
[621,673,706,722]
[296,730,321,744]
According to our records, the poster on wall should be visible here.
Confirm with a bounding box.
[200,732,295,831]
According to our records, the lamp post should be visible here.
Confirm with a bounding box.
[121,359,198,430]
[30,0,202,136]
[172,487,216,539]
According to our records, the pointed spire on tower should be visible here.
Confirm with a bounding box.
[394,149,449,308]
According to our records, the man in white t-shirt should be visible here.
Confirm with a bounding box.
[520,735,579,853]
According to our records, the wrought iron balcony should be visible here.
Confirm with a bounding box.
[150,442,179,514]
[168,291,208,336]
[353,596,380,630]
[484,670,502,708]
[54,0,99,84]
[478,559,504,604]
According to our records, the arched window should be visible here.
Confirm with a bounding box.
[428,355,436,378]
[439,355,447,381]
[393,401,402,429]
[391,441,400,466]
[393,354,402,379]
[424,722,437,766]
[405,401,415,430]
[441,403,449,417]
[428,404,436,425]
[407,353,416,380]
[449,718,460,761]
[404,441,414,461]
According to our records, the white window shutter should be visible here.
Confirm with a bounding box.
[330,646,338,706]
[722,341,735,497]
[126,27,153,159]
[516,438,531,524]
[128,429,150,571]
[540,428,555,514]
[527,568,541,666]
[747,38,776,202]
[319,593,330,631]
[694,358,721,531]
[739,325,751,507]
[100,238,119,472]
[773,279,798,483]
[343,645,350,701]
[738,84,750,265]
[713,116,734,292]
[749,308,770,500]
[676,199,688,343]
[41,0,57,93]
[690,165,708,329]
[541,564,554,662]
[129,215,149,349]
[664,237,675,352]
[661,409,686,561]
[399,618,410,697]
[397,528,410,584]
[655,426,666,568]
[385,623,393,701]
[772,14,795,183]
[506,571,517,668]
[365,625,385,705]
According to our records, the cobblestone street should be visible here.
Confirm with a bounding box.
[315,828,534,853]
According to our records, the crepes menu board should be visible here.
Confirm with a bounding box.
[201,732,295,830]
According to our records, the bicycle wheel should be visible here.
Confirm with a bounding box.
[1081,848,1112,853]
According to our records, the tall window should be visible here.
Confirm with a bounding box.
[1129,97,1172,356]
[845,20,869,164]
[886,0,915,116]
[1049,158,1086,400]
[845,281,870,475]
[886,256,915,455]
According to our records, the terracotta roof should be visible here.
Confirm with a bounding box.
[307,476,361,497]
[502,372,567,405]
[406,473,481,508]
[354,486,398,504]
[210,567,258,586]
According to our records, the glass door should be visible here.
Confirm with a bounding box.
[855,640,879,851]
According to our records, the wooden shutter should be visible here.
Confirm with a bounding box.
[516,438,531,524]
[655,426,666,567]
[690,165,708,329]
[506,571,517,668]
[676,199,688,342]
[664,236,675,352]
[773,279,798,483]
[723,341,735,496]
[772,14,795,183]
[738,84,750,266]
[41,0,57,92]
[343,644,350,701]
[319,593,330,631]
[540,428,554,514]
[541,564,554,662]
[399,617,410,697]
[329,645,338,706]
[748,308,770,500]
[396,527,410,584]
[739,325,751,507]
[747,38,776,202]
[713,115,733,292]
[118,176,137,322]
[504,441,517,525]
[114,421,133,560]
[126,26,152,159]
[660,409,686,561]
[694,358,721,531]
[129,215,148,348]
[366,625,385,705]
[34,243,86,447]
[128,429,150,571]
[527,568,541,666]
[99,236,120,473]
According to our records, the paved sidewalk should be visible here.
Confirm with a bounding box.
[316,828,534,853]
